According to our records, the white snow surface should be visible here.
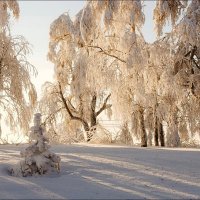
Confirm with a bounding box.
[0,143,200,199]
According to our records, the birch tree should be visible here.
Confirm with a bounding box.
[41,12,112,141]
[0,1,37,134]
[84,0,199,146]
[41,0,199,147]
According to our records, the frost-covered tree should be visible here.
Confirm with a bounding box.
[153,0,188,36]
[138,0,200,147]
[41,0,199,147]
[169,0,200,145]
[0,1,37,134]
[9,113,61,176]
[80,0,149,147]
[40,12,112,142]
[81,0,200,147]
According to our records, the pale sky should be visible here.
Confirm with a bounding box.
[10,1,170,98]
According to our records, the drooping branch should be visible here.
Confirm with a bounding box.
[96,94,112,117]
[174,46,200,76]
[42,107,64,126]
[87,45,126,63]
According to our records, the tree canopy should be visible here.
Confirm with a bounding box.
[0,1,37,135]
[40,0,199,146]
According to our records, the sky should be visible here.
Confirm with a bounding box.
[9,0,171,98]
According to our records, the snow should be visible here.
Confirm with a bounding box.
[0,143,200,199]
[9,113,61,177]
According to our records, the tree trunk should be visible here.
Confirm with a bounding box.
[139,108,147,147]
[155,117,165,147]
[159,122,165,147]
[90,115,97,127]
[87,94,97,142]
[121,121,132,145]
[90,94,97,127]
[82,121,90,132]
[154,117,159,146]
[90,111,97,141]
[82,121,91,142]
[58,83,111,143]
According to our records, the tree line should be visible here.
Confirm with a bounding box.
[0,1,199,147]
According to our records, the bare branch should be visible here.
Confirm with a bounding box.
[192,59,200,70]
[87,45,126,63]
[58,82,89,126]
[67,98,79,115]
[96,94,112,117]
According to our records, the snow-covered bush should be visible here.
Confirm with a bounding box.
[8,113,61,177]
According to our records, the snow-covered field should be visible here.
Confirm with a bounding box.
[0,143,200,199]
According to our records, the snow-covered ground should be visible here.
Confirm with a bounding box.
[0,143,200,199]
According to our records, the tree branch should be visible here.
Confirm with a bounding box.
[58,82,88,125]
[96,94,112,117]
[67,98,79,115]
[78,95,84,118]
[192,59,200,70]
[42,107,64,126]
[91,93,97,113]
[87,45,126,63]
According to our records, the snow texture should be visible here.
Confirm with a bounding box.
[0,143,200,199]
[8,113,61,177]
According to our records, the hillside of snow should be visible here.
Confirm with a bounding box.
[0,143,200,199]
